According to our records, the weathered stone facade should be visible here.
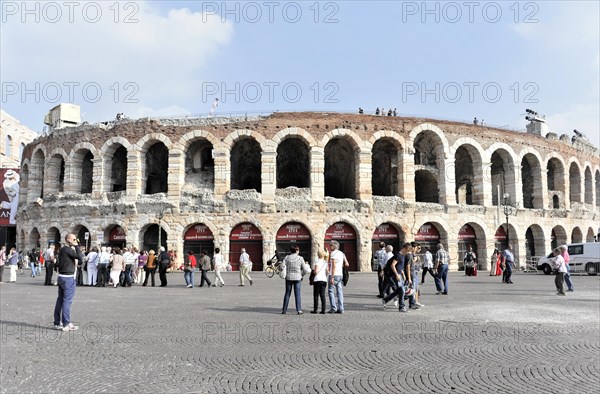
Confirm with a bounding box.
[16,112,600,271]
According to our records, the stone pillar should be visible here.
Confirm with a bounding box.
[439,156,455,206]
[310,147,325,201]
[62,161,76,195]
[167,149,184,202]
[480,161,493,206]
[92,157,103,196]
[357,148,372,201]
[537,167,548,209]
[401,151,415,201]
[446,232,459,272]
[44,160,61,195]
[563,170,571,208]
[213,148,229,198]
[261,144,277,204]
[127,150,142,196]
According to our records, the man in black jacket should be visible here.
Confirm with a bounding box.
[53,234,85,331]
[158,247,170,287]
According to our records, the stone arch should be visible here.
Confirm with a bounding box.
[277,136,310,189]
[175,130,220,151]
[320,128,364,150]
[230,137,262,192]
[272,127,317,146]
[70,143,96,194]
[414,220,450,252]
[551,225,567,250]
[183,135,215,193]
[569,161,582,204]
[136,133,173,152]
[368,130,406,151]
[456,221,487,270]
[324,136,359,199]
[46,226,62,246]
[408,123,450,157]
[223,129,268,150]
[571,227,583,243]
[372,137,401,196]
[586,227,595,242]
[20,162,29,202]
[138,222,171,252]
[525,224,546,259]
[546,154,566,209]
[45,149,68,195]
[29,227,41,249]
[520,151,543,209]
[29,147,46,201]
[180,220,220,242]
[584,166,593,205]
[321,217,363,271]
[453,142,484,205]
[101,138,131,193]
[489,146,517,206]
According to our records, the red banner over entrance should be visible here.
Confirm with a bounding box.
[276,222,311,241]
[458,224,477,240]
[325,222,357,240]
[415,223,440,241]
[372,223,399,240]
[109,226,126,242]
[184,224,214,241]
[230,223,263,241]
[495,227,507,241]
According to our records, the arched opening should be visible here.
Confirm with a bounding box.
[142,224,168,253]
[372,223,404,269]
[525,225,545,261]
[106,225,127,249]
[29,228,41,250]
[184,224,215,268]
[74,226,90,251]
[325,222,358,271]
[46,154,65,195]
[276,222,312,263]
[105,145,127,192]
[551,226,567,250]
[595,170,600,207]
[145,142,169,194]
[454,145,483,205]
[277,138,310,189]
[325,138,356,199]
[584,167,593,204]
[569,162,581,204]
[494,225,517,253]
[230,222,263,271]
[491,149,516,205]
[47,227,61,247]
[552,195,560,209]
[521,154,542,209]
[415,170,438,203]
[415,222,448,256]
[586,227,595,243]
[231,138,262,192]
[547,158,565,192]
[72,149,94,194]
[571,227,583,244]
[457,224,477,271]
[413,132,441,166]
[184,139,214,192]
[30,149,45,200]
[372,138,399,196]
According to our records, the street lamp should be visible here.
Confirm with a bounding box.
[502,193,516,246]
[157,206,166,252]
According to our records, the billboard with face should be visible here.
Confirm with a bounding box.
[0,168,20,226]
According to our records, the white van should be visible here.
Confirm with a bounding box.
[537,243,600,275]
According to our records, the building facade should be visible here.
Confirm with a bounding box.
[1,110,38,168]
[16,112,600,271]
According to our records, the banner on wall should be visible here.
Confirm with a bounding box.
[0,169,20,226]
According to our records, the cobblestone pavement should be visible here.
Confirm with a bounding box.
[1,271,599,393]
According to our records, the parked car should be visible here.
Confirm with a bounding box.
[537,243,600,275]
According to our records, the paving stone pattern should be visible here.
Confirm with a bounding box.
[1,272,599,393]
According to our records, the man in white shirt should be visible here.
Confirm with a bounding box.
[420,247,434,284]
[239,248,253,286]
[552,247,567,295]
[328,240,349,314]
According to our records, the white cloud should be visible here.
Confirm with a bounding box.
[1,1,234,121]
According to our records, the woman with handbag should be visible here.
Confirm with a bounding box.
[281,245,307,315]
[310,249,328,314]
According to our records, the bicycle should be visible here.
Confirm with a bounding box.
[265,253,282,278]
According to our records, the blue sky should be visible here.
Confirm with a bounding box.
[1,1,598,145]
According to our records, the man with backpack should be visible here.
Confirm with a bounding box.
[464,245,477,277]
[43,245,56,285]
